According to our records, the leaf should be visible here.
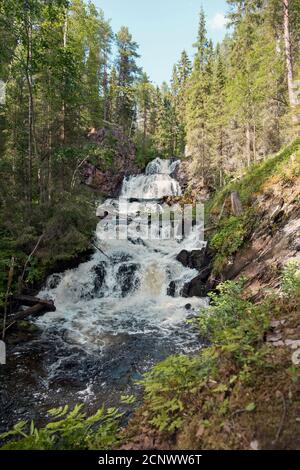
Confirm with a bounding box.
[212,384,228,393]
[120,395,136,405]
[245,402,256,412]
[229,375,238,385]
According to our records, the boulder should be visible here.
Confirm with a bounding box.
[116,263,140,297]
[93,262,107,291]
[176,247,212,274]
[182,269,216,298]
[182,275,208,298]
[167,281,176,297]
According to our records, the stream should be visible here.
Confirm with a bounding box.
[0,158,207,430]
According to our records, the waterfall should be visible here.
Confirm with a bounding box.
[31,158,207,407]
[121,158,181,200]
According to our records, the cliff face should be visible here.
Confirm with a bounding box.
[81,127,140,196]
[221,173,300,296]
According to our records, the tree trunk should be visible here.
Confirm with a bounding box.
[60,10,68,144]
[25,14,34,209]
[2,300,56,335]
[231,191,243,216]
[103,50,109,121]
[283,0,296,108]
[253,123,257,162]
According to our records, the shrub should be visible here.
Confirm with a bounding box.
[197,280,270,366]
[210,216,247,274]
[281,259,300,297]
[139,280,272,434]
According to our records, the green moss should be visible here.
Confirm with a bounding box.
[208,138,300,213]
[210,216,247,273]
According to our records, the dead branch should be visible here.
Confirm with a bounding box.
[19,234,44,291]
[90,241,111,260]
[70,155,91,190]
[273,391,287,445]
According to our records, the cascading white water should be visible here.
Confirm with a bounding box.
[31,158,206,405]
[38,159,205,349]
[121,158,181,200]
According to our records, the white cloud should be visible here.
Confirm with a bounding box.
[209,13,227,31]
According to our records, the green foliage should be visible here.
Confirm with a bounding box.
[210,216,247,273]
[281,259,300,297]
[0,404,122,450]
[139,280,272,434]
[139,354,215,432]
[0,191,97,304]
[210,140,300,212]
[197,280,270,366]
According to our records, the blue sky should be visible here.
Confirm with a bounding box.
[95,1,229,85]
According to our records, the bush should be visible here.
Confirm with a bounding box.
[281,259,300,297]
[197,280,270,366]
[139,280,272,434]
[210,216,248,274]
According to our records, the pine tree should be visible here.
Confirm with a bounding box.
[135,72,154,158]
[186,9,214,186]
[115,26,141,133]
[193,7,208,72]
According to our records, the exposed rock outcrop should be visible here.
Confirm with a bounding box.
[176,247,213,272]
[81,127,140,196]
[176,247,214,297]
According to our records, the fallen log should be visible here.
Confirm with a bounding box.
[10,301,56,323]
[13,295,54,308]
[2,298,56,335]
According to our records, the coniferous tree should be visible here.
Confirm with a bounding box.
[115,26,141,133]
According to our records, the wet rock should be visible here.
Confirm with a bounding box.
[93,262,107,291]
[117,263,140,297]
[185,304,192,310]
[182,275,208,298]
[167,281,176,297]
[176,247,212,274]
[46,273,62,289]
[112,253,133,264]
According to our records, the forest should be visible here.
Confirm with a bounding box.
[1,0,300,454]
